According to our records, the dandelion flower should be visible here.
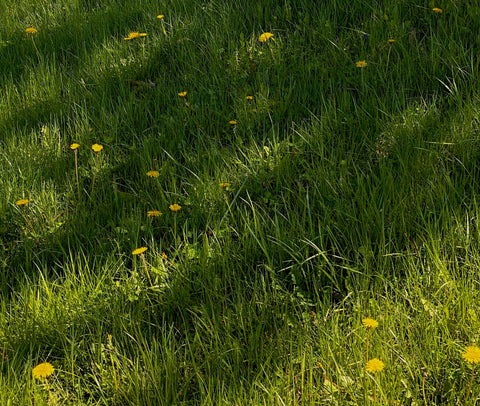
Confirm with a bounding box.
[220,182,230,188]
[366,358,385,373]
[362,318,379,329]
[25,27,38,34]
[124,32,147,40]
[162,252,168,259]
[70,143,80,150]
[147,210,162,217]
[32,362,54,380]
[157,15,164,19]
[178,91,187,97]
[132,246,148,255]
[146,170,159,178]
[246,95,253,101]
[229,120,237,125]
[432,7,442,13]
[356,60,368,68]
[388,39,395,44]
[463,346,480,364]
[91,143,103,152]
[258,32,274,42]
[169,203,181,212]
[16,199,30,206]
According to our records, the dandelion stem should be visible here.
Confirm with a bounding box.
[91,153,99,195]
[466,364,475,403]
[140,253,152,286]
[74,149,80,199]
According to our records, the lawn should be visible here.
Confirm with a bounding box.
[1,0,480,404]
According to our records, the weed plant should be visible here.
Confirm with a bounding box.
[1,0,480,404]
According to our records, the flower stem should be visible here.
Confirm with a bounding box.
[466,364,475,403]
[74,149,80,199]
[140,253,152,286]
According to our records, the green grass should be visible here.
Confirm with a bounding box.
[2,0,480,404]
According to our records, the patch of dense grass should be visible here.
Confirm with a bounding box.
[2,0,480,404]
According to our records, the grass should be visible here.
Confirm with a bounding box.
[1,0,480,404]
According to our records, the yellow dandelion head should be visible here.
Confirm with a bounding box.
[124,32,147,40]
[366,358,385,373]
[70,143,80,150]
[147,210,162,217]
[258,32,274,42]
[132,246,148,255]
[157,15,164,20]
[246,95,253,101]
[229,120,237,125]
[463,346,480,364]
[162,252,168,259]
[16,198,30,206]
[25,27,38,34]
[362,318,379,329]
[32,362,54,380]
[91,143,103,152]
[169,203,181,212]
[388,39,395,44]
[146,170,159,178]
[220,182,230,188]
[178,91,187,97]
[356,60,368,68]
[432,7,442,13]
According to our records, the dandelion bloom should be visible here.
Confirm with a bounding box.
[220,182,230,188]
[147,210,162,217]
[25,27,37,34]
[432,7,442,13]
[388,39,395,44]
[463,346,480,364]
[146,170,159,178]
[366,358,385,373]
[356,60,368,68]
[229,120,237,125]
[258,32,274,42]
[132,246,148,255]
[16,199,30,206]
[124,32,147,40]
[246,95,253,101]
[169,203,181,212]
[157,15,164,19]
[161,252,168,259]
[178,91,187,97]
[32,362,54,379]
[70,143,80,150]
[362,318,379,329]
[91,143,103,152]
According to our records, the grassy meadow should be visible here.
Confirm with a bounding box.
[2,0,480,404]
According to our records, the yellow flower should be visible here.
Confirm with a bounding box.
[463,346,480,364]
[146,170,159,178]
[70,143,80,150]
[91,143,103,152]
[132,246,148,255]
[16,199,30,206]
[229,120,237,125]
[432,7,442,13]
[169,203,181,212]
[157,15,164,19]
[25,27,37,34]
[124,32,147,40]
[147,210,162,217]
[362,318,379,329]
[388,39,395,44]
[366,358,385,373]
[32,362,54,379]
[246,95,253,101]
[178,91,187,97]
[162,252,168,259]
[258,32,274,42]
[220,182,230,188]
[356,60,368,68]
